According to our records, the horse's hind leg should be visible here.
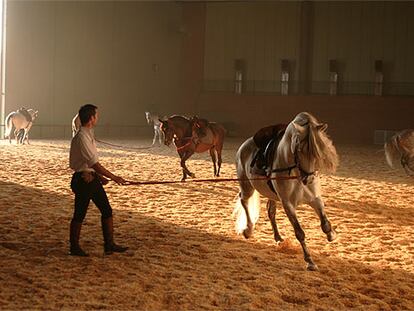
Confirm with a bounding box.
[309,197,337,242]
[282,201,318,271]
[238,177,256,239]
[267,200,283,242]
[209,148,217,177]
[14,129,19,144]
[216,144,223,177]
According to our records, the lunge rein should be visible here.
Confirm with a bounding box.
[123,175,300,186]
[95,139,153,150]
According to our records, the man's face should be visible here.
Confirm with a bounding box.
[91,110,99,127]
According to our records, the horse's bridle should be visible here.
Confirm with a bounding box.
[270,135,316,185]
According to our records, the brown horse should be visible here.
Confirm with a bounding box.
[159,115,226,181]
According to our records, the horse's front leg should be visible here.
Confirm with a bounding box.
[282,200,317,271]
[179,150,195,181]
[209,148,217,177]
[157,128,164,146]
[267,200,283,242]
[152,129,157,146]
[309,197,337,242]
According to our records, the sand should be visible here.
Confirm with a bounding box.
[0,138,413,310]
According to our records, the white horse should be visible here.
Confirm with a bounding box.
[233,112,339,271]
[72,113,81,137]
[145,111,164,146]
[4,108,39,144]
[384,129,414,176]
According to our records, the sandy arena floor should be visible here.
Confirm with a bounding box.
[0,138,413,310]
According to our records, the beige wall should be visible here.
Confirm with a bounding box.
[197,93,413,144]
[194,1,414,144]
[4,1,414,144]
[203,1,414,95]
[204,2,301,93]
[5,1,184,138]
[312,1,414,94]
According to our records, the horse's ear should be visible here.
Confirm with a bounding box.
[317,123,328,132]
[292,122,305,134]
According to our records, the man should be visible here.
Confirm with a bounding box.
[69,104,128,256]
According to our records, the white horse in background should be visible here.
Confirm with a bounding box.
[72,114,81,137]
[384,129,414,176]
[4,108,39,144]
[233,112,339,271]
[145,111,165,146]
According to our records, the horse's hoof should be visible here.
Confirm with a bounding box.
[190,173,196,178]
[274,235,284,243]
[327,230,337,242]
[242,228,253,239]
[306,263,319,271]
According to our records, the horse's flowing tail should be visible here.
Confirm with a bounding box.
[4,113,13,138]
[232,190,260,234]
[384,136,401,168]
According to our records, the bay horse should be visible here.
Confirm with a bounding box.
[233,112,339,271]
[4,108,38,144]
[145,111,164,146]
[384,129,414,176]
[159,115,226,181]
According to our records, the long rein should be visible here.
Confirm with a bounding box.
[123,175,299,186]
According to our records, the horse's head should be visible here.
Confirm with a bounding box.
[159,119,174,146]
[28,109,39,120]
[289,112,338,178]
[145,112,152,125]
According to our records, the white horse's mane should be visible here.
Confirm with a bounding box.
[291,112,339,173]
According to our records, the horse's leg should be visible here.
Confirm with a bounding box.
[282,201,317,271]
[179,150,195,181]
[14,129,19,144]
[309,197,337,242]
[267,200,283,242]
[157,128,163,146]
[216,143,223,177]
[209,147,217,177]
[152,129,157,146]
[25,131,30,145]
[239,184,256,239]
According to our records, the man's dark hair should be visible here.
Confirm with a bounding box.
[78,104,97,126]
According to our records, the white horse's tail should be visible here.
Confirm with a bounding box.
[4,112,14,138]
[384,136,401,168]
[232,190,261,234]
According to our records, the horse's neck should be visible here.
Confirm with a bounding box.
[274,134,295,167]
[172,121,191,139]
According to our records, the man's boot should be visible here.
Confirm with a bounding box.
[69,219,89,257]
[101,216,128,255]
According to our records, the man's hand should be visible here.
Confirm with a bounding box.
[112,175,126,185]
[98,174,109,185]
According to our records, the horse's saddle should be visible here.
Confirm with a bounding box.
[191,117,213,145]
[195,125,214,146]
[250,124,287,176]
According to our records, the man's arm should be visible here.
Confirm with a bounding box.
[92,162,126,184]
